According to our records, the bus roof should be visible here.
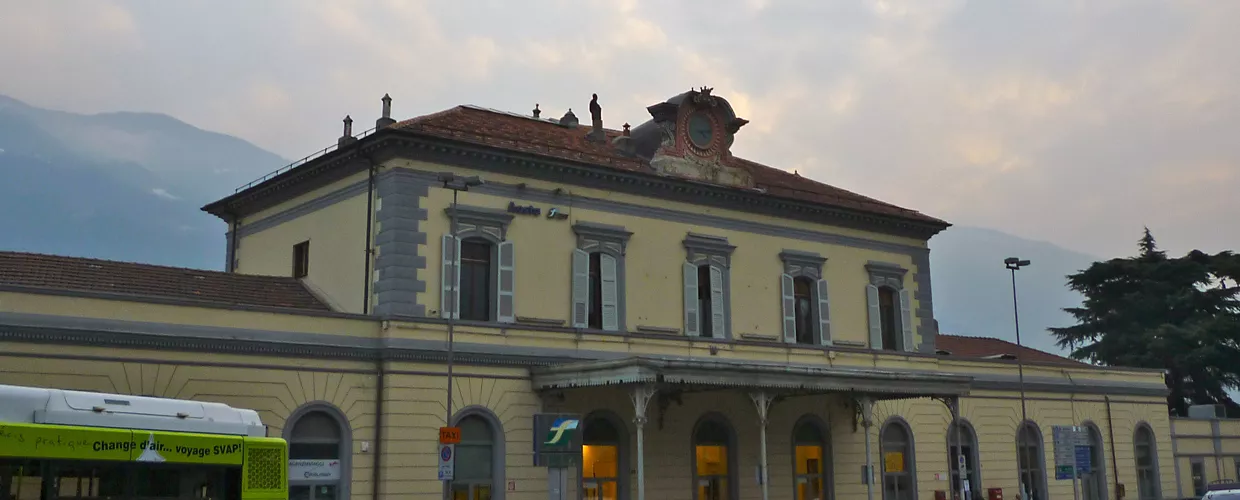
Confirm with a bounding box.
[0,384,267,437]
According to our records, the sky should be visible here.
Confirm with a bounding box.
[1,0,1237,259]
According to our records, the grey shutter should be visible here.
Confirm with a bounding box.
[780,274,796,343]
[600,254,619,331]
[866,284,882,349]
[683,262,699,336]
[817,278,832,346]
[496,241,515,323]
[709,265,725,338]
[440,235,460,319]
[571,249,590,328]
[899,289,914,351]
[600,254,620,332]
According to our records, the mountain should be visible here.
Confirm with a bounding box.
[929,226,1100,358]
[0,95,1101,357]
[0,95,288,269]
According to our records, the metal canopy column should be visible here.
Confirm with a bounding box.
[750,391,776,500]
[631,385,657,500]
[859,396,876,500]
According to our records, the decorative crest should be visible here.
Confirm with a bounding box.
[692,86,718,106]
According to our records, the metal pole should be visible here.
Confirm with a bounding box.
[1009,265,1030,500]
[446,188,459,425]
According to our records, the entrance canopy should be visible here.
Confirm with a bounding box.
[530,356,972,399]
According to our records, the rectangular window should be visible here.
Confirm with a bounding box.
[879,288,899,350]
[697,265,714,338]
[459,239,492,321]
[589,253,603,330]
[292,240,310,278]
[793,278,815,344]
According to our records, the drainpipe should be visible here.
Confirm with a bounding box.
[362,162,377,314]
[1105,396,1119,499]
[372,352,386,500]
[227,213,240,272]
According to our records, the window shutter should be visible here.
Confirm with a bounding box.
[780,274,796,343]
[496,241,515,323]
[709,265,726,338]
[600,254,619,331]
[866,284,882,349]
[816,278,832,346]
[440,235,460,319]
[683,262,699,336]
[899,289,914,351]
[571,249,590,328]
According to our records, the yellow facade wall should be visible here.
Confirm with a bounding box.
[235,171,373,313]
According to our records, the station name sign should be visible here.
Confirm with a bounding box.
[507,202,569,220]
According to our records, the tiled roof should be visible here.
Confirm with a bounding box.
[0,251,332,311]
[392,105,947,226]
[937,334,1084,366]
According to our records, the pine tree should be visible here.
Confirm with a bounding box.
[1049,230,1240,416]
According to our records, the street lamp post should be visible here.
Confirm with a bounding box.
[438,172,483,431]
[1005,256,1031,499]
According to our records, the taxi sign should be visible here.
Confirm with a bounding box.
[439,427,461,444]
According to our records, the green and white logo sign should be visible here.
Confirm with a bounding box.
[533,413,582,467]
[543,418,579,447]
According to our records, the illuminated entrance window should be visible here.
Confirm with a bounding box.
[793,417,832,500]
[881,420,915,500]
[692,415,735,500]
[453,416,495,500]
[581,415,624,500]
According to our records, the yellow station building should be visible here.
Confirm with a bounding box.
[0,89,1230,500]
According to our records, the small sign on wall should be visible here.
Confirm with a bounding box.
[508,480,516,492]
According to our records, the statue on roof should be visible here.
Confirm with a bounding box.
[589,93,601,122]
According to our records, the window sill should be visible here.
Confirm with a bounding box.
[515,316,565,327]
[635,325,680,335]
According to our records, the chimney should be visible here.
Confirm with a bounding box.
[339,116,358,147]
[612,123,635,156]
[559,108,578,128]
[533,103,541,118]
[587,94,605,142]
[376,94,396,128]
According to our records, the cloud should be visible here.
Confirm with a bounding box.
[151,188,179,201]
[0,0,1236,257]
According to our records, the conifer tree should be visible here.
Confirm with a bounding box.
[1050,228,1240,416]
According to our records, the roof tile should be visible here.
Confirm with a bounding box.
[937,334,1083,366]
[0,251,331,311]
[393,106,947,226]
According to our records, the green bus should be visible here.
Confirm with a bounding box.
[0,384,287,500]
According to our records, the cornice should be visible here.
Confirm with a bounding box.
[205,129,950,240]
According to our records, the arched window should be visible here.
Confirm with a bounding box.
[1081,423,1107,500]
[1134,424,1161,500]
[459,237,494,321]
[581,413,628,500]
[692,414,736,500]
[792,416,832,500]
[285,405,351,500]
[1016,422,1047,500]
[881,419,916,500]
[947,419,981,499]
[453,414,502,500]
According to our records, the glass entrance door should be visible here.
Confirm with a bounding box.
[452,482,492,500]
